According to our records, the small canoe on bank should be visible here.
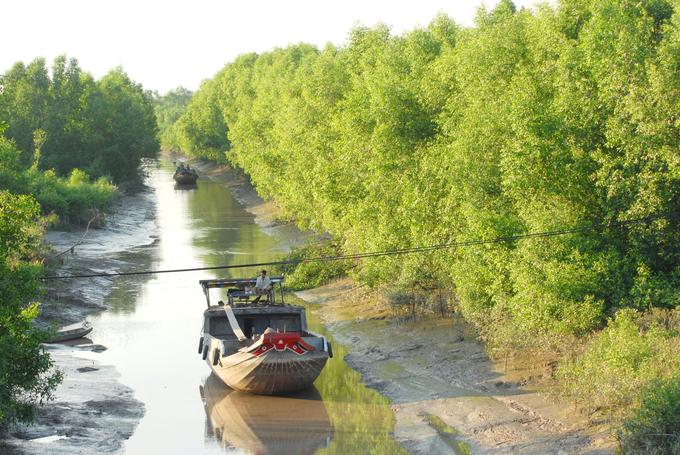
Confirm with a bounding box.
[48,323,93,343]
[173,169,199,184]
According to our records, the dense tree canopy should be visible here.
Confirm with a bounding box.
[0,57,159,184]
[154,86,193,152]
[174,0,680,349]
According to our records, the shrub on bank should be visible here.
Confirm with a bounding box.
[617,371,680,455]
[24,168,114,225]
[385,289,428,321]
[554,309,680,419]
[385,288,457,321]
[0,137,115,224]
[0,191,62,427]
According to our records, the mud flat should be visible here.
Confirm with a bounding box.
[0,189,157,455]
[0,345,144,455]
[297,280,618,455]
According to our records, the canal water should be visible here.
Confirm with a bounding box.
[82,156,408,454]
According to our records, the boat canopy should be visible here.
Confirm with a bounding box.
[200,276,285,308]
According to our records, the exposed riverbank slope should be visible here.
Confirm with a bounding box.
[297,280,617,454]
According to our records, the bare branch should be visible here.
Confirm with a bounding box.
[52,209,102,258]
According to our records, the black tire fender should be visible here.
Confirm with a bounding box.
[326,340,333,359]
[212,348,220,366]
[202,343,209,361]
[198,337,204,354]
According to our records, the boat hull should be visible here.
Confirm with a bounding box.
[173,171,198,184]
[48,326,93,343]
[206,337,329,395]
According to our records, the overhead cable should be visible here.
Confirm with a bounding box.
[40,211,680,281]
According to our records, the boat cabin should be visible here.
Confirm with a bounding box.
[203,304,307,341]
[199,276,321,343]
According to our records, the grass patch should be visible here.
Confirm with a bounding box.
[616,371,680,454]
[553,309,680,428]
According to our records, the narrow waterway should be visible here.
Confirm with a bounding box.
[79,156,407,454]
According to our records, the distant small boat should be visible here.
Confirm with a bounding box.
[48,323,93,343]
[173,162,199,184]
[174,169,199,184]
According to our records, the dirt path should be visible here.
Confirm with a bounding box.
[297,279,617,455]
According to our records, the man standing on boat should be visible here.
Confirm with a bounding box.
[252,270,272,303]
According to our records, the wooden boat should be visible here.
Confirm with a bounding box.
[48,322,93,343]
[173,169,199,184]
[198,277,332,395]
[200,373,333,454]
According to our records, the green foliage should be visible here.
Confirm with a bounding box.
[27,168,114,223]
[617,370,680,455]
[0,191,62,427]
[154,86,193,152]
[273,240,353,291]
[0,136,115,223]
[0,136,25,193]
[555,309,680,414]
[81,67,159,183]
[175,77,231,163]
[172,0,680,357]
[0,56,159,184]
[0,56,150,222]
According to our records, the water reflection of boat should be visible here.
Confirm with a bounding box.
[174,182,198,190]
[198,277,332,395]
[200,373,334,454]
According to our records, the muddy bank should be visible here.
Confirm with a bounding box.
[36,186,159,328]
[1,189,157,455]
[0,345,144,455]
[296,280,617,455]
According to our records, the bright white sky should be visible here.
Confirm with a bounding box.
[2,0,537,95]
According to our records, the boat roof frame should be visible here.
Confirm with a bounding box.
[199,277,285,308]
[199,277,284,288]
